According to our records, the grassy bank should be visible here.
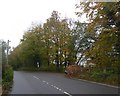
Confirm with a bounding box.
[78,70,119,87]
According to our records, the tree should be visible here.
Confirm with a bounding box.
[9,45,22,69]
[1,40,7,74]
[0,40,13,89]
[21,24,45,68]
[9,24,46,69]
[43,11,71,70]
[76,2,120,71]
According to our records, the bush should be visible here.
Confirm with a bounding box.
[106,74,119,85]
[89,70,110,82]
[2,65,13,92]
[20,64,64,73]
[3,66,13,83]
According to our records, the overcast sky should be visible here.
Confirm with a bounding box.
[0,0,82,47]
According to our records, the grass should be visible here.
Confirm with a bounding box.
[64,67,119,87]
[78,70,119,87]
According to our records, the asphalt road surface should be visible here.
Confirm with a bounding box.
[9,71,119,95]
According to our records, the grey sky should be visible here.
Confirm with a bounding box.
[0,0,81,47]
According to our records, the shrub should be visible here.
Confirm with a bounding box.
[106,74,119,85]
[2,65,13,91]
[3,66,13,83]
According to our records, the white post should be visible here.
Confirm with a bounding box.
[37,62,39,68]
[6,40,10,65]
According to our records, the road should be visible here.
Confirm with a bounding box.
[9,71,119,95]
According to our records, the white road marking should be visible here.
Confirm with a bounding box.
[51,85,72,96]
[64,91,72,96]
[58,88,62,91]
[51,85,54,87]
[53,86,57,88]
[42,80,49,84]
[42,80,46,83]
[54,86,59,90]
[33,76,72,96]
[33,76,39,80]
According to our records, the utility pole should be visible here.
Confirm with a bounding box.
[6,40,11,65]
[0,41,2,69]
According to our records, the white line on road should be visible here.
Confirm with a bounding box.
[58,88,61,91]
[42,80,46,83]
[53,85,57,89]
[53,86,60,90]
[33,76,72,96]
[42,80,72,96]
[51,85,54,87]
[64,91,72,96]
[50,84,72,96]
[46,82,49,84]
[33,76,39,80]
[42,80,49,85]
[55,86,58,88]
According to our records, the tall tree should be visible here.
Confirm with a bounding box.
[12,24,45,68]
[43,11,71,70]
[76,2,120,71]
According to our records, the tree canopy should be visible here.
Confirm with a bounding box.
[76,2,120,72]
[9,2,120,75]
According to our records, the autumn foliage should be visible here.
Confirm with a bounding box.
[65,64,81,77]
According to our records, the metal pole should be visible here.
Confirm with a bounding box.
[6,40,10,65]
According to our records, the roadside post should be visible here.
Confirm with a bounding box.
[37,62,39,68]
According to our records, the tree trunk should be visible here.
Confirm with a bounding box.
[56,50,59,69]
